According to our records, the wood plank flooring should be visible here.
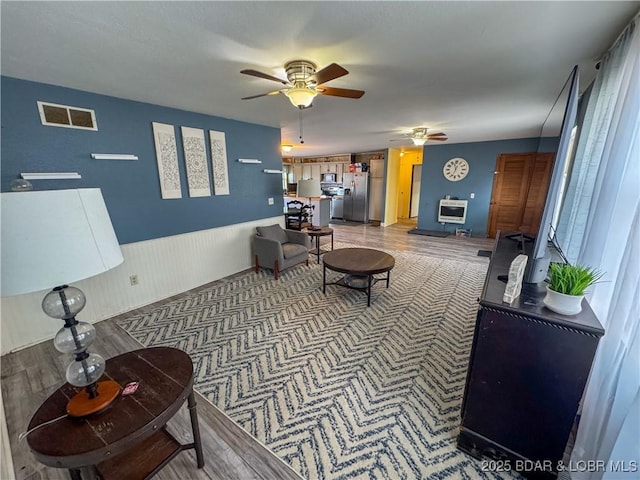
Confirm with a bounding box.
[1,221,494,480]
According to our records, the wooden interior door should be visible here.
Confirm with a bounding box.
[487,153,554,238]
[520,152,554,234]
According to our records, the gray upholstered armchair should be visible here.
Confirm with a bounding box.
[252,224,311,279]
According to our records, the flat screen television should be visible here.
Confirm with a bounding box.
[524,65,580,283]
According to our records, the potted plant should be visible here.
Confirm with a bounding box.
[542,263,604,315]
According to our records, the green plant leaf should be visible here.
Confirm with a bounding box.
[548,263,604,295]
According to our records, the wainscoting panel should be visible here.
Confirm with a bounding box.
[0,216,283,354]
[0,389,13,480]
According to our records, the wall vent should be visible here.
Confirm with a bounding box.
[37,101,98,130]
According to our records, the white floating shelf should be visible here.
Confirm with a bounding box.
[21,172,82,180]
[263,169,284,174]
[91,153,138,160]
[237,158,262,164]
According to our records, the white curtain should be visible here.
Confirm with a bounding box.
[556,20,637,263]
[558,16,640,479]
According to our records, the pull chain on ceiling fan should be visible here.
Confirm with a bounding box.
[298,107,305,144]
[241,60,365,108]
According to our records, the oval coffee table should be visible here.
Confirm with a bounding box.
[322,247,395,306]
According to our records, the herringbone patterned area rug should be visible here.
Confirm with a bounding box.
[117,245,519,480]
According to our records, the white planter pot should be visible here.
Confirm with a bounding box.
[543,286,584,315]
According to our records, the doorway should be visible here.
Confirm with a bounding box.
[487,152,554,238]
[409,164,421,218]
[396,150,422,219]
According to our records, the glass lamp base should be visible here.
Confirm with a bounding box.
[66,380,120,417]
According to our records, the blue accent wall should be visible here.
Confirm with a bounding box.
[1,76,284,245]
[418,138,540,236]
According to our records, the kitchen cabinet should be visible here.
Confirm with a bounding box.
[458,233,604,479]
[311,164,321,181]
[369,177,384,221]
[320,163,336,173]
[284,157,376,184]
[302,164,312,180]
[370,159,384,178]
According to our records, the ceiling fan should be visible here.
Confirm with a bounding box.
[391,127,448,146]
[241,60,365,108]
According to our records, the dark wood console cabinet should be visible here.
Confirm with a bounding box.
[458,233,604,478]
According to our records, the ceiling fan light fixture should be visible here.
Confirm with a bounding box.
[285,87,317,108]
[411,138,427,146]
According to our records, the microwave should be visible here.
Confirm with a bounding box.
[321,173,337,183]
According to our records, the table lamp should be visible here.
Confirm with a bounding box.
[296,179,322,231]
[1,188,124,417]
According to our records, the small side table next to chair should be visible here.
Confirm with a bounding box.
[303,226,334,263]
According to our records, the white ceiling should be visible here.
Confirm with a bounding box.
[1,2,638,157]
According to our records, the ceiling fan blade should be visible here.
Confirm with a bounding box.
[317,86,365,99]
[240,69,289,85]
[428,137,448,141]
[427,132,447,137]
[241,90,283,100]
[314,63,349,85]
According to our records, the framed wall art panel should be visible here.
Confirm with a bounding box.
[152,122,182,199]
[209,130,230,195]
[181,126,211,197]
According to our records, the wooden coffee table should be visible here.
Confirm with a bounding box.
[322,247,395,306]
[26,347,204,480]
[303,226,334,263]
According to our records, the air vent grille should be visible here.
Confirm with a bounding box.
[37,101,97,130]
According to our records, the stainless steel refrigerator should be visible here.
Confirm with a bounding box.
[342,172,369,222]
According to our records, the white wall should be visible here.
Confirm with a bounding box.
[0,217,283,354]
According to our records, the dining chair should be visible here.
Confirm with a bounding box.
[287,203,314,230]
[285,200,304,230]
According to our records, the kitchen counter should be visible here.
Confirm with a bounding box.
[284,196,330,227]
[284,195,331,200]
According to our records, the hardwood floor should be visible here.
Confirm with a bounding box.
[1,221,495,480]
[331,219,494,262]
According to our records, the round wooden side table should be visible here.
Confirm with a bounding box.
[26,347,204,480]
[303,227,334,263]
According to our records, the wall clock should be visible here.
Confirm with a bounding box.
[443,157,469,181]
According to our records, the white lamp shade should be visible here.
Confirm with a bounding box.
[284,87,317,108]
[1,189,124,296]
[297,179,322,198]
